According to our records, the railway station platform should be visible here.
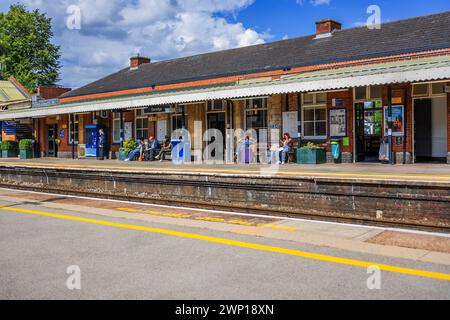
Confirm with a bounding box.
[0,158,449,231]
[0,158,449,182]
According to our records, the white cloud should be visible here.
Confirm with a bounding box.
[296,0,331,6]
[2,0,267,88]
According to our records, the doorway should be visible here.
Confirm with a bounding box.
[355,102,383,162]
[47,124,58,157]
[207,112,226,159]
[414,97,447,163]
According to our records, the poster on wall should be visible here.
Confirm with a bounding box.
[384,105,404,137]
[329,109,347,138]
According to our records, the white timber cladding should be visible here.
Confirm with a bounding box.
[0,58,449,120]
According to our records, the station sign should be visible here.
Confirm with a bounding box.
[143,105,174,115]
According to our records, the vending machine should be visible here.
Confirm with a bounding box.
[85,124,107,158]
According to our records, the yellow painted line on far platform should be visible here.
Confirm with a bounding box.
[1,205,450,282]
[1,161,450,182]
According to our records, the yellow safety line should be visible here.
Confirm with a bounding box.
[1,161,449,181]
[1,205,450,282]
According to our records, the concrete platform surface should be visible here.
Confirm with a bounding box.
[0,158,449,182]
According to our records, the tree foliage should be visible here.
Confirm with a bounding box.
[0,4,61,92]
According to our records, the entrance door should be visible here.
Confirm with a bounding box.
[207,112,226,159]
[47,124,58,157]
[355,102,383,162]
[414,98,447,163]
[355,103,365,162]
[355,101,383,162]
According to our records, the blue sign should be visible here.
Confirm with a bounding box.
[60,129,65,139]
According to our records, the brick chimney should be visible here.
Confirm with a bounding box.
[315,19,342,38]
[130,55,151,70]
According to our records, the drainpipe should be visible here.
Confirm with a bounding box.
[387,86,393,165]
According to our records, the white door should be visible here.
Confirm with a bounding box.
[432,97,447,158]
[157,120,168,141]
[124,122,133,140]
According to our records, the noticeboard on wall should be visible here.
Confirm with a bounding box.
[329,109,347,138]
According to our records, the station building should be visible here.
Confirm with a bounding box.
[0,12,449,164]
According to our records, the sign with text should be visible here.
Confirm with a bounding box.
[143,105,174,115]
[329,109,347,138]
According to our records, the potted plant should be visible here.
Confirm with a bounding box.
[1,140,19,158]
[19,139,34,160]
[297,142,327,164]
[120,139,138,161]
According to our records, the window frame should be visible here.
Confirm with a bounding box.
[112,112,121,144]
[244,98,268,132]
[412,82,447,98]
[301,93,328,140]
[302,105,327,140]
[353,86,383,102]
[134,109,149,140]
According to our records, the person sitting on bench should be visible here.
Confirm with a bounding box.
[155,136,172,162]
[125,138,145,162]
[146,136,161,161]
[279,133,294,165]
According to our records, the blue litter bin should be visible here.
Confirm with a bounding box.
[171,139,191,163]
[331,139,342,163]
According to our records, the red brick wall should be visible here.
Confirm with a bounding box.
[282,93,300,112]
[38,86,72,100]
[327,89,354,153]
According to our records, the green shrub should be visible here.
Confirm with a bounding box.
[302,142,325,150]
[123,139,138,154]
[19,139,33,151]
[1,141,19,151]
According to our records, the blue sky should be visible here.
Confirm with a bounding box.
[1,0,449,88]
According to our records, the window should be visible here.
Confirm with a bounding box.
[432,83,446,95]
[413,82,447,97]
[135,109,148,140]
[112,112,121,144]
[68,115,79,145]
[245,98,268,131]
[355,87,367,101]
[355,86,382,101]
[370,85,382,100]
[172,114,184,132]
[207,100,224,112]
[302,93,327,139]
[303,92,327,106]
[303,106,327,139]
[412,84,429,97]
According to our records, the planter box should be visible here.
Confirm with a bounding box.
[297,148,326,165]
[2,150,19,158]
[20,149,33,160]
[119,148,129,161]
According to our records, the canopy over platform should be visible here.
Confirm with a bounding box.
[0,55,449,121]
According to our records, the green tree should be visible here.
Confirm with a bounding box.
[0,4,61,92]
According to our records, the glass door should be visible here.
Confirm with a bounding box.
[47,124,58,157]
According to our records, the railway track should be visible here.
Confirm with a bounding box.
[1,183,449,234]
